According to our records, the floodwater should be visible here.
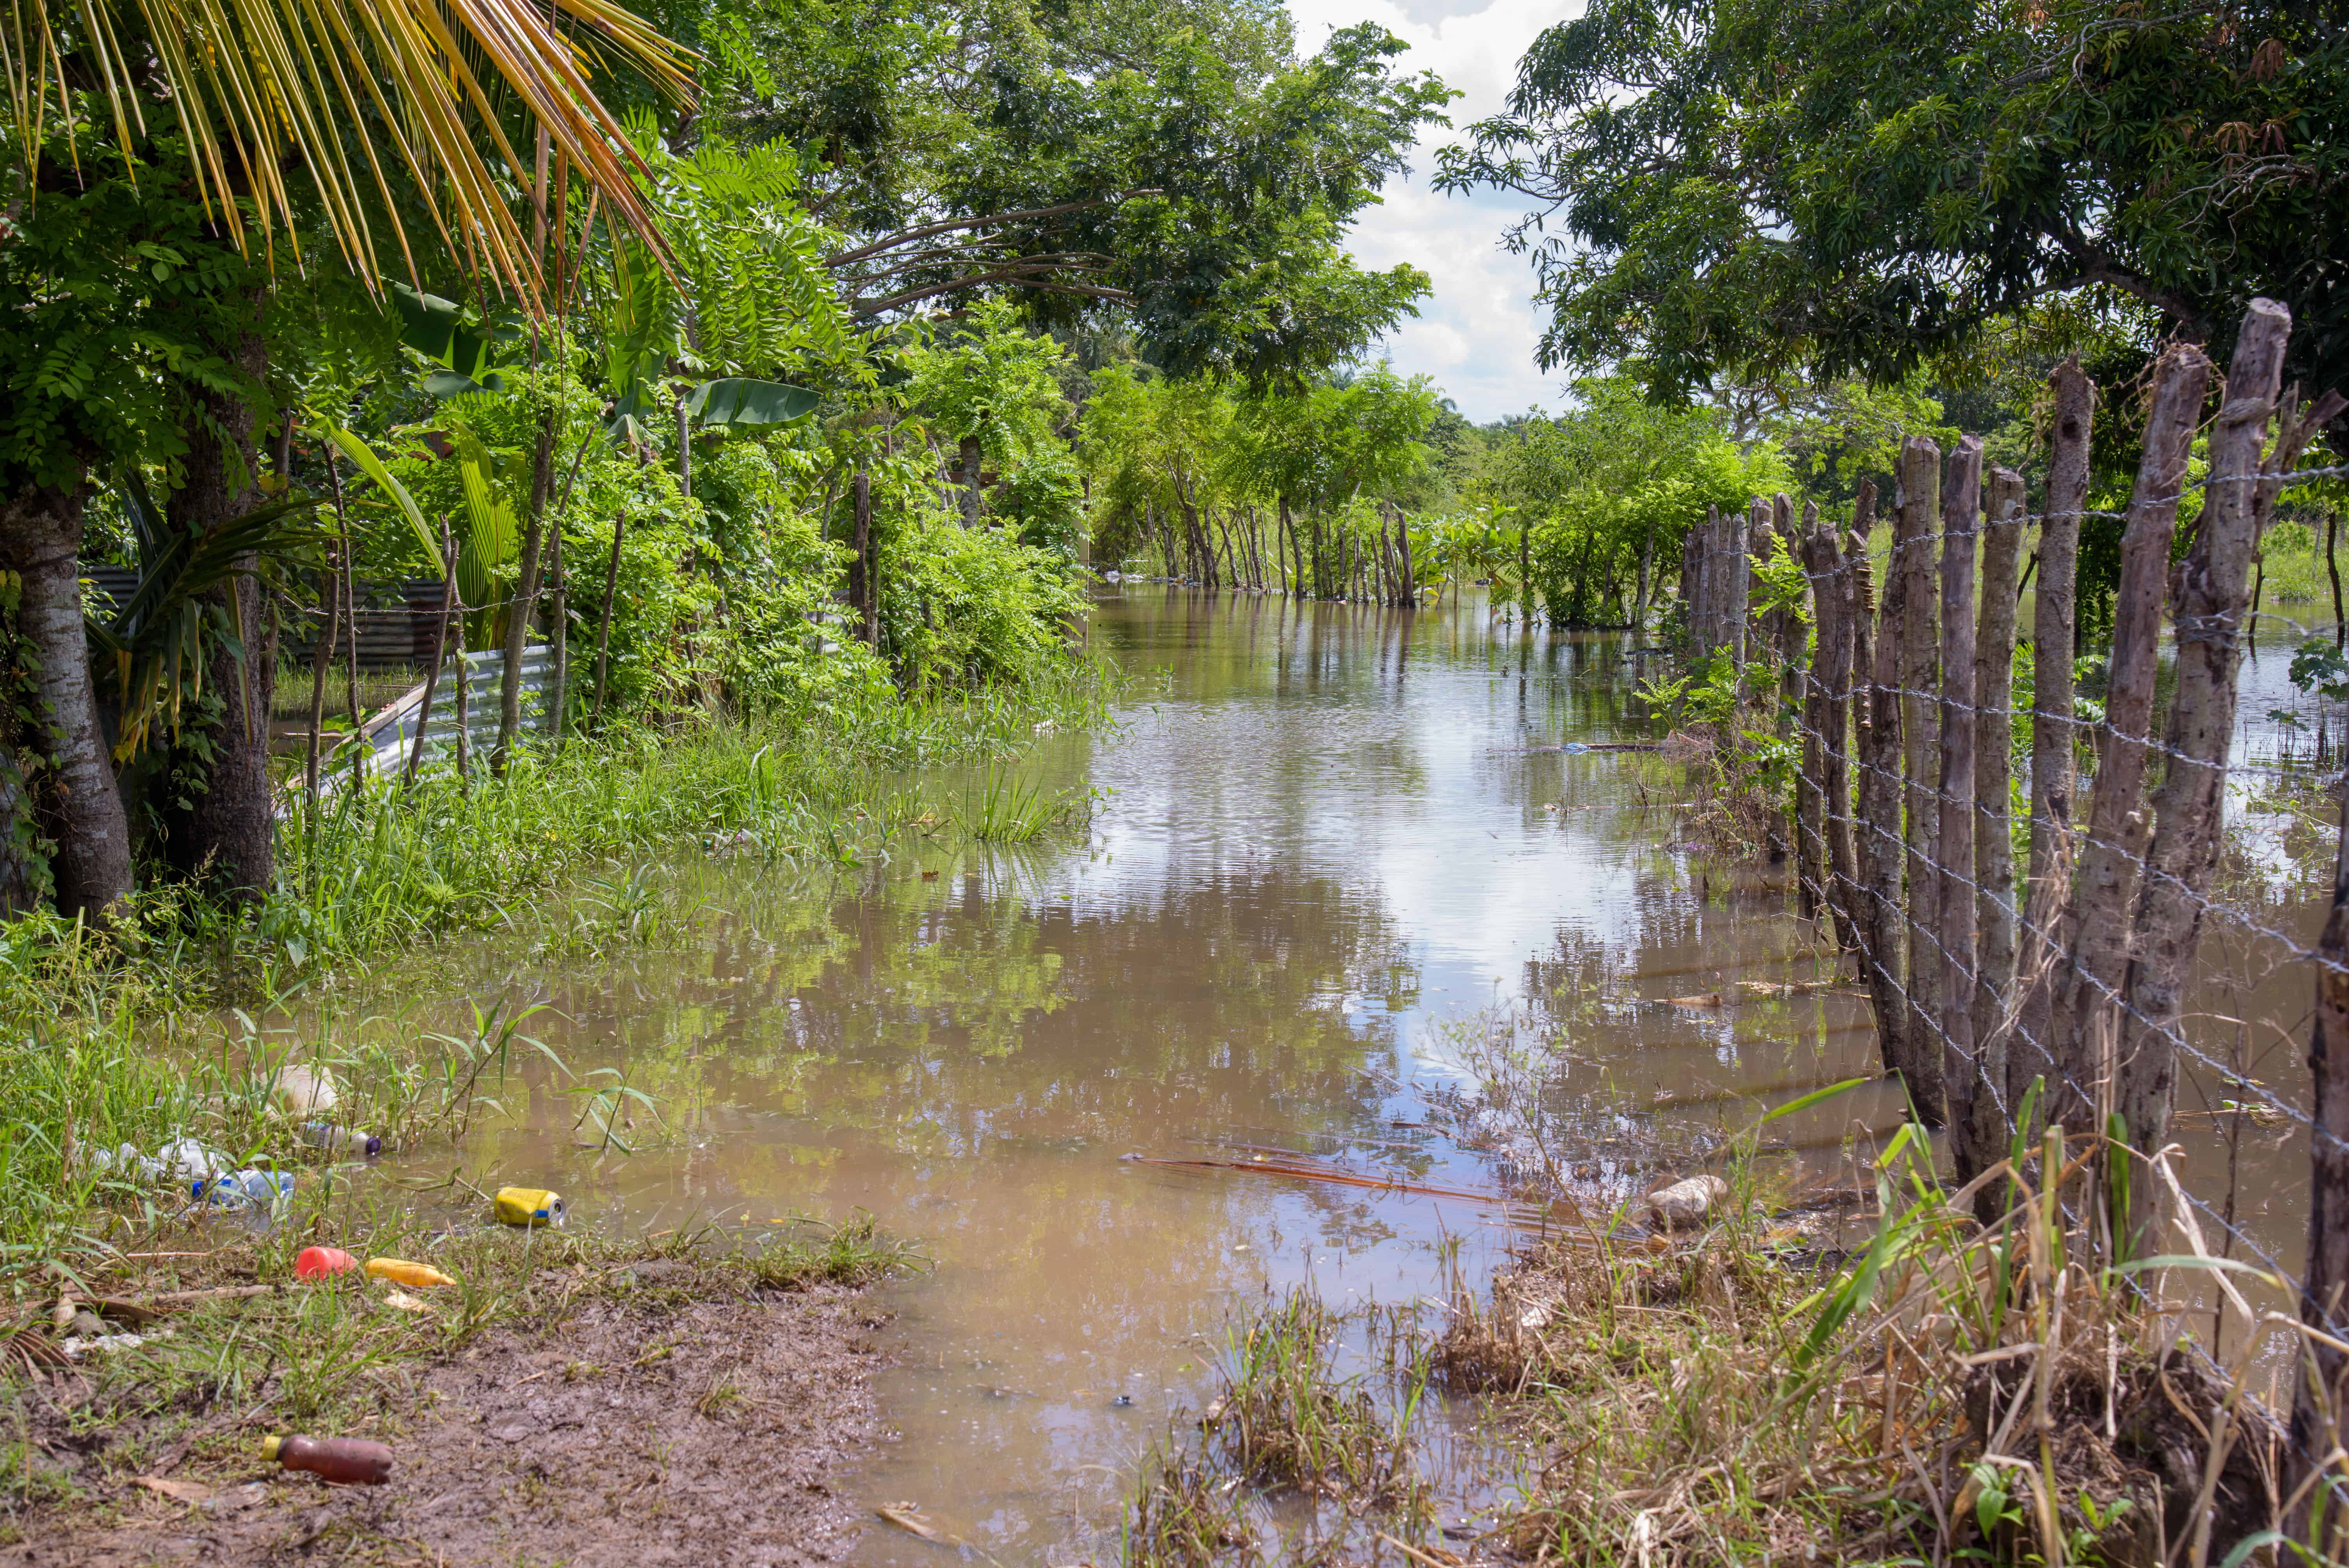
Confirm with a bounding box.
[367,586,2337,1560]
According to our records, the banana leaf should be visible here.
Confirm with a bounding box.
[317,418,442,576]
[393,282,515,396]
[450,431,520,612]
[686,378,817,429]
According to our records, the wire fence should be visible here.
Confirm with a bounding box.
[1670,303,2349,1525]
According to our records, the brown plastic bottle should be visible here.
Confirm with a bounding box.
[261,1434,394,1485]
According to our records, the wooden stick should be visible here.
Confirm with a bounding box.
[403,525,457,789]
[2043,343,2212,1145]
[1973,466,2027,1146]
[1796,498,1829,927]
[2014,360,2094,1118]
[2117,302,2328,1254]
[1853,494,1911,1086]
[1938,436,1985,1181]
[1814,496,1860,953]
[592,508,627,728]
[1897,437,1944,1119]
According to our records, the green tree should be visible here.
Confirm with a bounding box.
[1436,0,2349,401]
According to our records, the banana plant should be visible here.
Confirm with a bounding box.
[88,474,328,761]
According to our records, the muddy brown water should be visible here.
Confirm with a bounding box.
[309,586,2332,1562]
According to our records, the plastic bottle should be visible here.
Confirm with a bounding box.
[194,1168,296,1207]
[301,1123,383,1157]
[295,1246,359,1280]
[364,1257,458,1289]
[261,1434,393,1485]
[492,1187,565,1228]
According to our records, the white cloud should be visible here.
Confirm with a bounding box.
[1283,0,1586,422]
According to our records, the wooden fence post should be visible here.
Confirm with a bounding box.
[2039,344,2212,1150]
[1855,487,1925,1102]
[1897,438,1944,1106]
[1972,467,2026,1099]
[1937,437,1985,1179]
[2293,784,2349,1547]
[1685,513,1711,652]
[2011,363,2094,1118]
[2117,303,2342,1255]
[1794,496,1827,923]
[1805,500,1858,951]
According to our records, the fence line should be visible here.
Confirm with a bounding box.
[1666,298,2349,1517]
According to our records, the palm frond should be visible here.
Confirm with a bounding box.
[9,0,695,304]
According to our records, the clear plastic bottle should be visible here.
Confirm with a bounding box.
[300,1123,382,1157]
[194,1168,296,1206]
[262,1434,393,1484]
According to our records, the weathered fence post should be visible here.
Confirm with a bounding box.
[1972,467,2026,1124]
[1684,514,1710,651]
[1794,496,1827,923]
[1937,437,1985,1179]
[2293,783,2349,1546]
[2038,344,2212,1158]
[1897,438,1944,1102]
[2011,363,2092,1118]
[2117,303,2342,1254]
[1855,487,1925,1104]
[1805,500,1859,951]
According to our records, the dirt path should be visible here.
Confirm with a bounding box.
[5,1260,890,1566]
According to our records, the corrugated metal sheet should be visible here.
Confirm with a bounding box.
[84,568,446,672]
[356,646,559,779]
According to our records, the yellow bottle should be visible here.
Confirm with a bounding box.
[493,1187,566,1228]
[365,1257,458,1289]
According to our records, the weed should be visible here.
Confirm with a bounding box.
[741,1212,925,1291]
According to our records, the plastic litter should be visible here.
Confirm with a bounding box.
[262,1433,393,1485]
[294,1246,359,1280]
[272,1063,339,1117]
[364,1257,457,1289]
[492,1187,565,1228]
[194,1168,296,1208]
[91,1137,230,1186]
[300,1122,382,1157]
[62,1331,156,1358]
[1643,1174,1730,1229]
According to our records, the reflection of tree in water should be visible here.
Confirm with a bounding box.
[519,862,1420,1164]
[1445,875,1864,1175]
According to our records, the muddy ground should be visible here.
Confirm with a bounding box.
[2,1256,892,1567]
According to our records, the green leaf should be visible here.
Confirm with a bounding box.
[1757,1077,1868,1126]
[686,377,818,430]
[2111,1254,2282,1284]
[317,418,440,576]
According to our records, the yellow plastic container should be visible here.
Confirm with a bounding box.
[493,1187,566,1228]
[364,1257,458,1289]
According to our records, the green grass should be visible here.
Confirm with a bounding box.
[0,658,1110,1283]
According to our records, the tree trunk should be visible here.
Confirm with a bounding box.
[305,549,339,809]
[848,467,872,640]
[2331,504,2344,649]
[406,526,458,788]
[547,517,568,745]
[2115,306,2334,1254]
[592,510,626,729]
[0,483,131,918]
[1896,437,1944,1099]
[2015,361,2094,1114]
[2037,344,2212,1147]
[498,408,556,774]
[1937,438,1985,1183]
[959,435,983,528]
[1971,464,2026,1159]
[164,333,274,902]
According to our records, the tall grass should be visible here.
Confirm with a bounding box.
[0,660,1110,1282]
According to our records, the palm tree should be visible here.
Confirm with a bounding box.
[0,0,691,916]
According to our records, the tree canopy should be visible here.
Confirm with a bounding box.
[1436,0,2349,401]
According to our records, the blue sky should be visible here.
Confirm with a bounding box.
[1284,0,1585,423]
